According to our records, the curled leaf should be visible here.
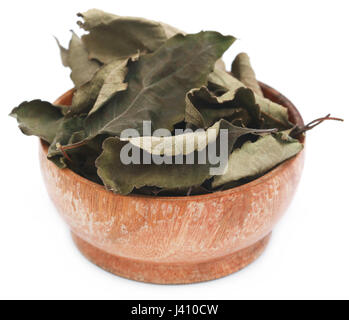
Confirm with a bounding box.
[208,68,291,129]
[231,52,263,96]
[185,86,261,129]
[121,121,224,156]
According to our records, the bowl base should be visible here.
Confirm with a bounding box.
[71,232,271,284]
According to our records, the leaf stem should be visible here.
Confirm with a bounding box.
[60,140,88,151]
[56,143,72,162]
[291,114,344,137]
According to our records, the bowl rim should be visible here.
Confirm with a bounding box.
[42,81,305,201]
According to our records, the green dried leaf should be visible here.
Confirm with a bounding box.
[69,58,129,115]
[78,9,171,64]
[77,9,228,92]
[208,68,291,129]
[96,137,211,194]
[81,32,235,142]
[78,9,184,38]
[213,132,303,188]
[11,10,314,198]
[56,32,101,88]
[185,86,261,128]
[96,120,274,194]
[10,100,63,144]
[89,58,130,115]
[231,52,263,96]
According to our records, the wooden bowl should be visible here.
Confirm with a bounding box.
[39,82,305,284]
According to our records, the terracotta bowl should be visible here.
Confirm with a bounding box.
[39,82,305,284]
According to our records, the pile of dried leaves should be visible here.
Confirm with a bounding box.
[10,9,342,196]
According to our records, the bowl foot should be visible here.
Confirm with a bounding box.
[72,232,271,284]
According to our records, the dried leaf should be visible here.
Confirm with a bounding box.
[121,121,221,156]
[10,100,63,144]
[185,86,261,128]
[89,58,129,115]
[56,32,101,88]
[78,9,170,63]
[69,58,129,115]
[10,10,313,198]
[213,132,303,188]
[81,32,235,142]
[96,137,212,194]
[208,68,291,129]
[77,9,119,29]
[231,52,263,96]
[55,37,69,67]
[96,120,274,194]
[78,9,228,86]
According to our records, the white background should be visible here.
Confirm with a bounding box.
[1,0,348,300]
